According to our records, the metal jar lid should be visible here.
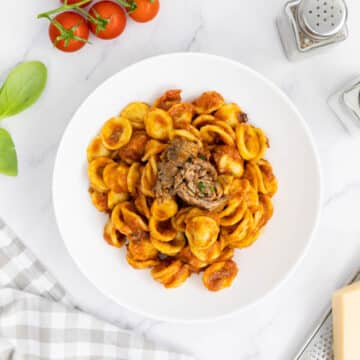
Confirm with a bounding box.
[297,0,347,39]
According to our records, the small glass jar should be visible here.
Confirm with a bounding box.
[276,0,348,60]
[328,77,360,136]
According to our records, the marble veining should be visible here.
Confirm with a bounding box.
[1,0,360,359]
[324,182,360,208]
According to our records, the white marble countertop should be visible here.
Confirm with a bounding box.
[1,0,360,359]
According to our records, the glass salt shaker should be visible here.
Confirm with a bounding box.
[328,77,360,136]
[276,0,348,60]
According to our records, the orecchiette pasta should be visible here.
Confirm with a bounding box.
[171,128,201,144]
[120,102,149,130]
[107,190,129,210]
[227,178,259,211]
[171,207,192,232]
[122,205,149,233]
[103,221,126,248]
[151,260,191,288]
[190,239,223,263]
[142,139,168,162]
[89,188,108,212]
[149,217,177,242]
[218,195,247,226]
[235,123,268,161]
[154,89,182,111]
[87,89,277,291]
[100,117,133,150]
[118,131,148,164]
[111,202,148,236]
[87,136,111,162]
[126,251,160,269]
[192,91,224,114]
[168,102,193,128]
[185,215,220,250]
[213,145,244,177]
[243,160,278,196]
[134,192,152,219]
[88,157,114,192]
[176,246,208,273]
[213,246,234,263]
[150,232,186,256]
[103,162,128,193]
[192,114,216,128]
[221,209,254,248]
[214,103,247,128]
[127,162,142,197]
[144,108,173,140]
[200,125,235,146]
[202,260,238,291]
[140,155,157,197]
[151,198,178,221]
[193,115,236,140]
[127,232,158,261]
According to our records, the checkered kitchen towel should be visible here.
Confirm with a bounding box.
[0,219,194,360]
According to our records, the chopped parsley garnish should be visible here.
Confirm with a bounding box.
[198,181,207,193]
[198,154,206,160]
[211,186,216,193]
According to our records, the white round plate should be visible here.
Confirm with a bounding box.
[53,53,321,322]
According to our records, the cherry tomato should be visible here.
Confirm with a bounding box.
[129,0,160,23]
[49,12,89,52]
[60,0,92,8]
[88,1,127,40]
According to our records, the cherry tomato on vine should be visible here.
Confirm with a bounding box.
[88,1,127,40]
[129,0,160,23]
[60,0,93,8]
[49,12,89,52]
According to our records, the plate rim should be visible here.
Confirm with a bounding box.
[52,52,323,323]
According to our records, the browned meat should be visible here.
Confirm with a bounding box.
[174,158,227,211]
[239,113,248,123]
[154,138,199,199]
[163,137,199,162]
[154,139,227,211]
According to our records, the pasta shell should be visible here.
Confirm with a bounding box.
[151,260,191,288]
[149,217,177,242]
[214,103,247,128]
[144,108,173,141]
[202,260,238,291]
[103,221,126,248]
[151,198,178,221]
[120,102,149,130]
[88,157,114,192]
[87,136,111,162]
[185,215,220,250]
[154,89,182,111]
[235,123,267,161]
[101,117,133,150]
[192,91,224,114]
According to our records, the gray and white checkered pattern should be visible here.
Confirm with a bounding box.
[0,219,195,360]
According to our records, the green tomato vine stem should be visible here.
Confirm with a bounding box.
[77,7,110,34]
[116,0,137,12]
[116,0,155,13]
[47,15,91,47]
[37,0,91,19]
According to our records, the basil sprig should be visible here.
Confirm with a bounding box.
[0,61,47,176]
[0,129,17,176]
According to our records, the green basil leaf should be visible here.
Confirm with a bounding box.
[0,128,17,176]
[0,61,47,120]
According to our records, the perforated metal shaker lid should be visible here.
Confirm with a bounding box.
[297,0,347,39]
